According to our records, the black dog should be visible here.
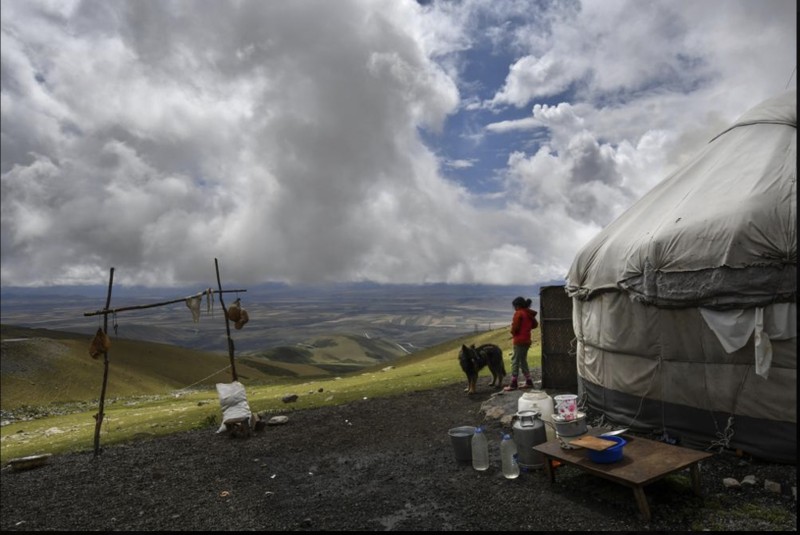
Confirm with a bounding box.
[458,343,506,395]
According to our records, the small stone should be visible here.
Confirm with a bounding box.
[764,480,781,493]
[741,475,757,486]
[722,477,741,488]
[268,416,289,425]
[282,394,298,403]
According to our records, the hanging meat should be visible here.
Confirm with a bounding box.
[88,328,111,359]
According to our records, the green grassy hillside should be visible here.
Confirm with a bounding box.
[1,325,285,409]
[0,324,541,461]
[249,332,411,374]
[0,326,421,410]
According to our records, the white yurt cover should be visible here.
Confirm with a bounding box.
[566,90,796,463]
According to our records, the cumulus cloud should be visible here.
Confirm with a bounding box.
[0,0,796,288]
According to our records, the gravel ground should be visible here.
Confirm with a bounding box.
[1,378,796,531]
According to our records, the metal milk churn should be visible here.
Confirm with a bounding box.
[512,410,548,469]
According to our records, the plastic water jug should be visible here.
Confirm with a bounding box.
[500,433,520,479]
[471,426,489,471]
[512,410,548,469]
[518,390,555,441]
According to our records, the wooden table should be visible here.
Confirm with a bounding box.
[533,434,713,522]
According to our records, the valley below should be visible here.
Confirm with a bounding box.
[0,282,544,355]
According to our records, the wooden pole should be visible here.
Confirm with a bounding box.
[215,258,238,382]
[93,267,115,457]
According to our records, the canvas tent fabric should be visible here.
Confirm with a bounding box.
[565,90,796,463]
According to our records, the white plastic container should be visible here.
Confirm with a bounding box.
[518,391,556,441]
[471,426,489,471]
[500,434,520,479]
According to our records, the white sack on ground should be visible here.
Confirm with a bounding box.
[216,381,252,434]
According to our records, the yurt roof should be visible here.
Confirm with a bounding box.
[566,90,797,309]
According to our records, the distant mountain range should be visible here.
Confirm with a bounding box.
[0,282,562,355]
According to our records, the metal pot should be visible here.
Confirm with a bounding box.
[551,411,587,437]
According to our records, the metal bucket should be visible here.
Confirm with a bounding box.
[448,426,476,462]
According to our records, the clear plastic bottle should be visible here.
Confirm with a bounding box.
[471,426,489,471]
[501,433,520,479]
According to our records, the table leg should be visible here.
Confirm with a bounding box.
[690,463,702,496]
[542,455,555,483]
[632,486,651,522]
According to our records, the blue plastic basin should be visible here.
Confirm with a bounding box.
[588,435,627,463]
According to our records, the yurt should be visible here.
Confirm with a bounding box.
[565,90,796,463]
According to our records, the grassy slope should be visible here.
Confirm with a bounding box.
[0,326,408,409]
[0,325,541,461]
[0,326,301,409]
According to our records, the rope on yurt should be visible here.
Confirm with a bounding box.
[704,363,752,453]
[597,352,663,433]
[573,336,593,414]
[637,354,663,432]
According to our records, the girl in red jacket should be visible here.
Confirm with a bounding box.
[504,296,539,391]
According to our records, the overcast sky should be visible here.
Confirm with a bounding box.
[1,0,796,288]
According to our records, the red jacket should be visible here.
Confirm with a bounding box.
[511,307,538,346]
